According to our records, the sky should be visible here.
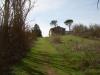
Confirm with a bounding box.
[27,0,100,36]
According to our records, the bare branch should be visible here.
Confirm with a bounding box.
[24,0,37,21]
[97,0,99,9]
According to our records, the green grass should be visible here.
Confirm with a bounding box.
[12,35,100,75]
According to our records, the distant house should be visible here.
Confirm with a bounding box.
[49,26,66,36]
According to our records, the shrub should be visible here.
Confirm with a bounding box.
[72,24,100,39]
[0,0,35,74]
[50,35,62,44]
[31,24,42,38]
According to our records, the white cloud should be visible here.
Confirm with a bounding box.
[33,0,64,13]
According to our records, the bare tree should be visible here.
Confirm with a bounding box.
[0,0,36,74]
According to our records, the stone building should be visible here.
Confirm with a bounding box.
[49,26,66,36]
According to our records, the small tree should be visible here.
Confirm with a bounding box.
[64,19,73,31]
[32,24,42,37]
[50,20,58,27]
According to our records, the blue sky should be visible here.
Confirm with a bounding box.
[27,0,100,36]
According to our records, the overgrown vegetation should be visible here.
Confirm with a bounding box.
[12,35,100,75]
[0,0,37,74]
[72,24,100,39]
[0,0,99,75]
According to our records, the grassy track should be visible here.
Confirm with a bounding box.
[12,35,100,75]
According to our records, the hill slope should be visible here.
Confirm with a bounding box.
[12,35,100,75]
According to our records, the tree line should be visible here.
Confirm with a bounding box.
[50,19,100,39]
[72,24,100,39]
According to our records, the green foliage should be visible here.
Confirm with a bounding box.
[50,20,58,27]
[31,24,42,37]
[64,19,73,31]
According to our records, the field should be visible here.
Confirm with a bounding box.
[12,35,100,75]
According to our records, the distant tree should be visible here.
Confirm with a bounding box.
[50,20,58,27]
[32,24,42,37]
[72,24,88,34]
[64,19,73,31]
